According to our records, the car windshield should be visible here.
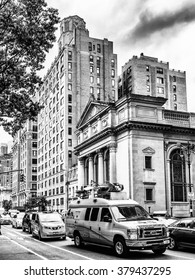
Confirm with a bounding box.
[111,205,152,221]
[39,213,62,222]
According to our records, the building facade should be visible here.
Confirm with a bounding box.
[11,120,38,208]
[75,94,195,217]
[0,144,12,208]
[35,15,117,212]
[118,53,187,112]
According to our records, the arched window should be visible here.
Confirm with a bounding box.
[170,149,187,202]
[104,150,110,183]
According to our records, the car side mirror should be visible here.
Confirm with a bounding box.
[103,215,112,223]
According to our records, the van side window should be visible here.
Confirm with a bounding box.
[85,208,91,221]
[90,208,99,221]
[100,208,112,221]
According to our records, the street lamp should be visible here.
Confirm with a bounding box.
[178,141,195,217]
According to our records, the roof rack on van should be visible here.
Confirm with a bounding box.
[76,181,124,200]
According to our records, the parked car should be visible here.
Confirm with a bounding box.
[151,211,177,226]
[12,212,25,228]
[168,217,195,250]
[31,211,66,240]
[22,212,35,233]
[0,213,12,225]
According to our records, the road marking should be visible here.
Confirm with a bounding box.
[5,235,48,260]
[166,251,195,260]
[33,238,93,260]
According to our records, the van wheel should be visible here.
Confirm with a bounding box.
[114,237,128,258]
[74,232,83,248]
[152,246,166,255]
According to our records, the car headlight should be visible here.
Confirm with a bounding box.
[127,229,138,239]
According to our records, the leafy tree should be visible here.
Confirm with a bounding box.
[24,195,49,211]
[0,0,60,135]
[2,199,12,212]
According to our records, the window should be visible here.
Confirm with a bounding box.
[174,104,177,111]
[173,94,177,101]
[68,127,72,135]
[68,62,72,70]
[90,76,94,83]
[173,85,176,93]
[157,87,164,94]
[173,76,176,82]
[112,79,115,87]
[89,55,93,63]
[156,67,163,74]
[90,208,99,221]
[146,65,150,71]
[157,77,164,84]
[68,106,72,113]
[145,156,152,169]
[85,208,91,221]
[90,87,94,94]
[146,75,150,83]
[111,69,115,78]
[147,85,150,92]
[68,139,72,146]
[97,77,100,85]
[68,83,72,91]
[88,42,92,51]
[68,73,72,81]
[68,94,72,103]
[111,59,115,68]
[32,158,37,164]
[97,44,101,53]
[68,51,72,60]
[97,67,100,75]
[146,188,153,201]
[90,66,94,73]
[97,56,100,66]
[68,116,72,124]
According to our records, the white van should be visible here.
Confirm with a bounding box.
[66,191,170,257]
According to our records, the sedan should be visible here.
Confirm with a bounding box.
[168,217,195,250]
[12,212,25,229]
[0,214,12,225]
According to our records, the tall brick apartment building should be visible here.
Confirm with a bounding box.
[35,16,117,211]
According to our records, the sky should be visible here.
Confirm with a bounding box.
[2,0,195,149]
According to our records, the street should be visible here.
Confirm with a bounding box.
[0,225,195,260]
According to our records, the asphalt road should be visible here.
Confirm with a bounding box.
[0,225,195,260]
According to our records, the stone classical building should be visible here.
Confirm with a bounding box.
[74,54,195,217]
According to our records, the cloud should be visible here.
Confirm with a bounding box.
[124,3,195,44]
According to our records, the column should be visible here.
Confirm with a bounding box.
[109,143,117,183]
[78,158,85,188]
[88,155,94,185]
[98,150,104,184]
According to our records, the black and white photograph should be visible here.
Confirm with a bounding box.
[1,0,195,277]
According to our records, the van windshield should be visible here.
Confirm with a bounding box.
[111,205,152,221]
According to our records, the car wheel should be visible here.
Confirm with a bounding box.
[15,223,18,229]
[22,226,25,232]
[152,246,166,255]
[38,231,43,241]
[74,232,83,248]
[12,223,14,228]
[168,236,178,250]
[28,226,32,234]
[114,237,128,258]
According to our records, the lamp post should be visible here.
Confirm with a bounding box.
[179,141,195,216]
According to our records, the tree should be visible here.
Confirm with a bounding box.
[24,195,49,211]
[0,0,60,135]
[2,199,12,212]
